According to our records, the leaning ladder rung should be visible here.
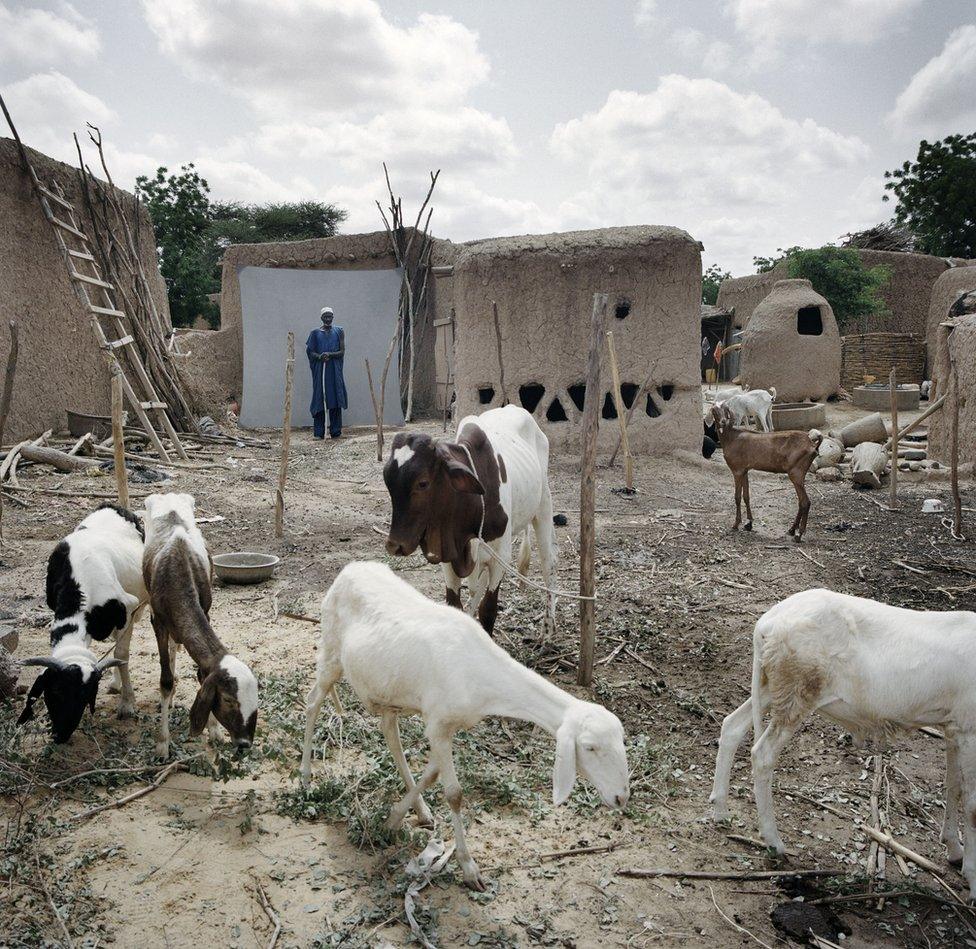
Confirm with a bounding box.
[70,270,114,290]
[141,401,168,410]
[68,249,96,262]
[37,184,76,212]
[104,335,134,350]
[50,216,89,240]
[89,305,126,318]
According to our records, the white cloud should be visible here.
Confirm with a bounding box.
[726,0,923,46]
[889,24,976,134]
[550,75,873,272]
[0,2,100,68]
[142,0,489,117]
[669,28,735,72]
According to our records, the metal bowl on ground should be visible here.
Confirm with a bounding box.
[212,552,280,584]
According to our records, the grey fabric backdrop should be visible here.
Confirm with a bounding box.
[238,265,405,429]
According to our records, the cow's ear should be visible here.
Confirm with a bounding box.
[437,444,484,495]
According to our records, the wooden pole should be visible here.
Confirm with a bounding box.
[0,320,19,546]
[111,371,129,508]
[605,331,633,491]
[888,367,898,510]
[578,292,609,687]
[492,301,507,406]
[950,360,962,539]
[365,358,384,462]
[274,333,295,538]
[883,394,947,449]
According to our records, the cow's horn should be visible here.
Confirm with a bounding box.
[19,657,63,669]
[96,656,126,672]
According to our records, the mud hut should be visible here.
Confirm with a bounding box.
[740,279,841,401]
[715,271,778,329]
[0,137,170,441]
[929,314,976,468]
[926,266,976,380]
[449,226,702,455]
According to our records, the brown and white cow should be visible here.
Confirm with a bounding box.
[383,405,557,636]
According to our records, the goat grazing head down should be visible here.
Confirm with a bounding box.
[553,703,630,809]
[382,432,487,571]
[18,653,125,743]
[189,655,258,751]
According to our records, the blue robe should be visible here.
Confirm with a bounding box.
[306,326,348,416]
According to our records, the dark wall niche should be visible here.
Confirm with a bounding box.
[519,383,546,414]
[546,397,568,422]
[478,386,495,405]
[797,305,823,336]
[646,394,661,417]
[657,383,674,401]
[620,382,639,409]
[614,300,631,320]
[601,392,618,420]
[568,383,587,412]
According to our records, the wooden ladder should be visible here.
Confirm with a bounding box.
[25,169,187,462]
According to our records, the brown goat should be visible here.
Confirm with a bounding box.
[711,404,822,541]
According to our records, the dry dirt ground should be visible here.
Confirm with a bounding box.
[1,400,975,948]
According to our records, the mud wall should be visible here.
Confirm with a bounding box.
[926,266,976,383]
[214,230,439,418]
[854,249,948,337]
[929,314,976,468]
[175,327,240,417]
[0,137,170,441]
[740,279,842,401]
[716,271,779,329]
[452,226,702,456]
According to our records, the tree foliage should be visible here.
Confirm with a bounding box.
[137,166,347,328]
[785,247,890,334]
[701,263,731,305]
[883,132,976,259]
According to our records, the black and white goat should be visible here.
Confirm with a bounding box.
[142,493,258,757]
[19,504,147,743]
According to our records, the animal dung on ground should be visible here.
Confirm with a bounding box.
[851,442,887,488]
[770,902,848,942]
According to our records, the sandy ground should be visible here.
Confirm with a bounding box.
[2,395,975,948]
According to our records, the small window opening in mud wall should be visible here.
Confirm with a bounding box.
[601,392,618,420]
[478,386,495,405]
[646,394,661,417]
[620,383,639,409]
[519,383,546,414]
[797,305,823,336]
[657,383,674,401]
[615,300,632,320]
[546,397,568,422]
[568,383,587,412]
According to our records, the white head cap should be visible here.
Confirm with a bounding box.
[320,306,334,318]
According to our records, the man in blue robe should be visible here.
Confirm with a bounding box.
[306,306,348,439]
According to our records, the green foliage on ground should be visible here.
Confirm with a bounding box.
[136,165,346,328]
[884,132,976,259]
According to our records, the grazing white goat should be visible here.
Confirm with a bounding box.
[19,504,146,743]
[721,387,776,432]
[142,493,258,757]
[300,561,630,890]
[710,589,976,895]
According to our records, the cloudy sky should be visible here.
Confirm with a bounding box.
[2,0,975,273]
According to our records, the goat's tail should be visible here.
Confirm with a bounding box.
[808,428,824,449]
[768,386,777,401]
[751,616,766,741]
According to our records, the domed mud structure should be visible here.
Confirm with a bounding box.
[740,279,841,402]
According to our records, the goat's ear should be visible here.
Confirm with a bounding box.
[436,444,484,495]
[17,673,47,725]
[188,671,219,736]
[553,720,579,805]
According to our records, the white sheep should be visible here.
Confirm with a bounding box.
[710,588,976,894]
[721,387,777,432]
[300,561,630,890]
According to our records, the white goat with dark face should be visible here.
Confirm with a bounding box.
[18,504,146,743]
[300,561,630,891]
[142,493,258,757]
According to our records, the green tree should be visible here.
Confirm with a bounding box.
[702,263,731,305]
[884,132,976,258]
[785,247,890,334]
[136,164,219,328]
[752,246,803,273]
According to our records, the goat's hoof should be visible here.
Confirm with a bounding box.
[709,802,730,823]
[949,853,964,869]
[743,523,752,532]
[107,683,121,695]
[155,742,170,759]
[731,524,739,532]
[117,702,136,720]
[792,535,802,544]
[385,813,405,834]
[415,804,435,828]
[464,869,487,892]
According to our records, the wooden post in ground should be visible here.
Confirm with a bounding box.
[492,301,508,406]
[111,370,129,509]
[888,367,898,510]
[578,292,609,688]
[274,333,295,538]
[950,360,962,539]
[365,358,384,462]
[605,331,633,491]
[0,320,19,546]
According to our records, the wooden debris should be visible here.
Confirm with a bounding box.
[274,332,294,538]
[111,370,128,507]
[618,868,837,881]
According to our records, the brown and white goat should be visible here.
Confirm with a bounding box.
[711,403,821,541]
[142,493,258,757]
